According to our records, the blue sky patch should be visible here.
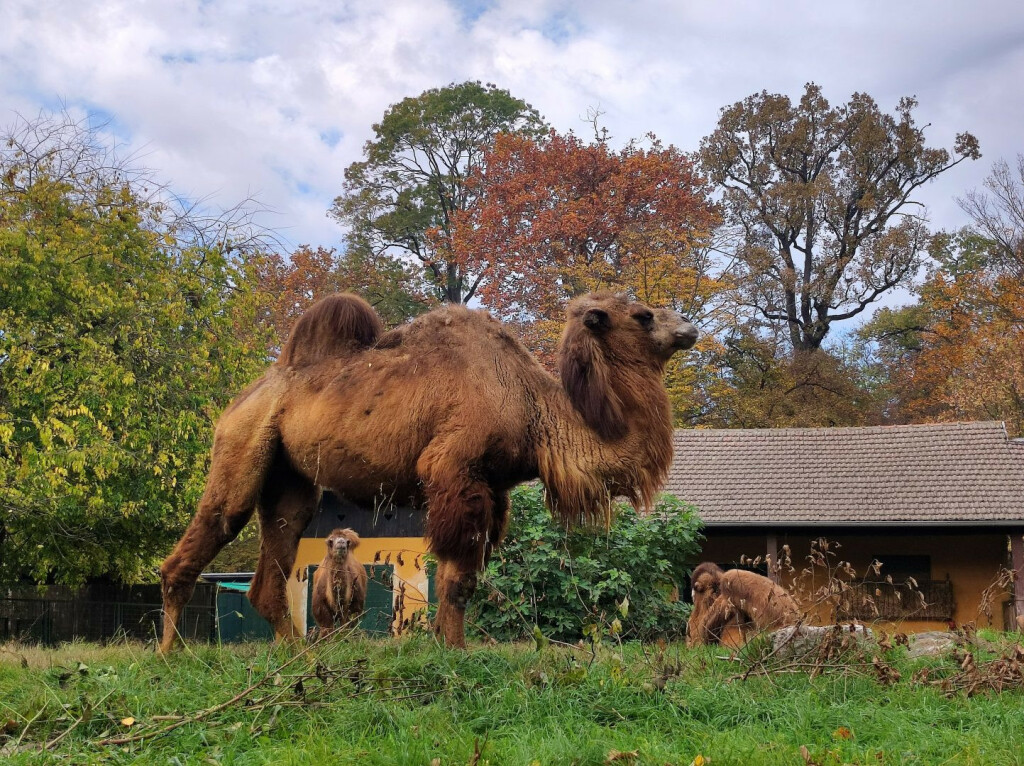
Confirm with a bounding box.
[319,128,342,148]
[452,0,494,26]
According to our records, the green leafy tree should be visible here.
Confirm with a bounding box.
[700,83,980,351]
[467,486,703,643]
[0,111,271,585]
[331,81,547,303]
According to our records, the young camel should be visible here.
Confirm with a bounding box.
[311,528,367,634]
[687,562,801,647]
[159,291,697,652]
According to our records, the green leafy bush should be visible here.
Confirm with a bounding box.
[468,485,703,643]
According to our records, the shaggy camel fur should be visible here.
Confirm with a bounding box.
[311,528,367,633]
[687,562,801,647]
[159,291,697,651]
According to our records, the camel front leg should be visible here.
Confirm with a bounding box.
[434,559,479,648]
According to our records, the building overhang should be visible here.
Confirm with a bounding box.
[703,521,1024,531]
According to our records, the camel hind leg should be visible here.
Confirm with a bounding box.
[159,382,280,653]
[248,459,319,642]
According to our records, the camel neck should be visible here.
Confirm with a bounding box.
[532,366,674,525]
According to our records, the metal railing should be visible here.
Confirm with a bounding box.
[837,579,954,621]
[0,585,217,645]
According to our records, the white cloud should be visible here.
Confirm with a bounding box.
[2,0,1021,259]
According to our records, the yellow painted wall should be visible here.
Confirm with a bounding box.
[699,531,1011,635]
[280,529,1012,638]
[286,536,431,634]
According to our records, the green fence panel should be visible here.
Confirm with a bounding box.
[216,588,276,643]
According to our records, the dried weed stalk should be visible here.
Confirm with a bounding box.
[914,643,1024,697]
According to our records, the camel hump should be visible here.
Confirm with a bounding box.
[278,293,384,368]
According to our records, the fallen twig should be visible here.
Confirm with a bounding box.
[95,641,322,747]
[46,690,115,750]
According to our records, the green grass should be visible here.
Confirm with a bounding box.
[2,633,1024,765]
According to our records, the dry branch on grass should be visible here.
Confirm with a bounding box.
[917,643,1024,697]
[3,636,441,753]
[94,654,437,748]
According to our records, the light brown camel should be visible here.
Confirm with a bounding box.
[159,291,697,652]
[686,562,801,647]
[311,528,367,634]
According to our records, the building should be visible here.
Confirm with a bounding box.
[664,421,1024,631]
[284,420,1024,636]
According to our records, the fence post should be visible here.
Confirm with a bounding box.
[1011,531,1024,629]
[766,534,779,584]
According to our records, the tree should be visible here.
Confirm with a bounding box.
[693,323,879,428]
[0,111,272,585]
[958,154,1024,278]
[250,244,432,351]
[467,485,702,643]
[862,231,1024,435]
[700,83,980,352]
[330,81,547,304]
[450,130,721,359]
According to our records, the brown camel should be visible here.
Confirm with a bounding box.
[311,528,367,634]
[159,291,697,652]
[687,562,801,647]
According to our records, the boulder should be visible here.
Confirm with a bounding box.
[905,631,957,658]
[770,624,873,658]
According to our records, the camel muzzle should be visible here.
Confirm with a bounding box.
[673,322,699,350]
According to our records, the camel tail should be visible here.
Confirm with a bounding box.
[278,293,384,368]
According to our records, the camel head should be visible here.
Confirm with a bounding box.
[325,528,360,561]
[557,292,698,440]
[691,562,724,600]
[563,292,698,365]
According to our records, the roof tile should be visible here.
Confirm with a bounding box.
[664,422,1024,526]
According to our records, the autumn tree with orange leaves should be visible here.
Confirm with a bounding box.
[448,130,722,362]
[248,244,431,354]
[864,232,1024,436]
[859,158,1024,436]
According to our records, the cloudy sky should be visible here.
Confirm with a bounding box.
[2,0,1022,256]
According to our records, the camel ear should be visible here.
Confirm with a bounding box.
[582,308,610,332]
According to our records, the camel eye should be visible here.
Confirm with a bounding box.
[632,310,654,329]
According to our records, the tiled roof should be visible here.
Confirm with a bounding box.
[664,422,1024,526]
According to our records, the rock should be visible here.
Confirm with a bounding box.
[905,631,957,658]
[771,624,873,658]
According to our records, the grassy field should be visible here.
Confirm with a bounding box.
[2,631,1024,765]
